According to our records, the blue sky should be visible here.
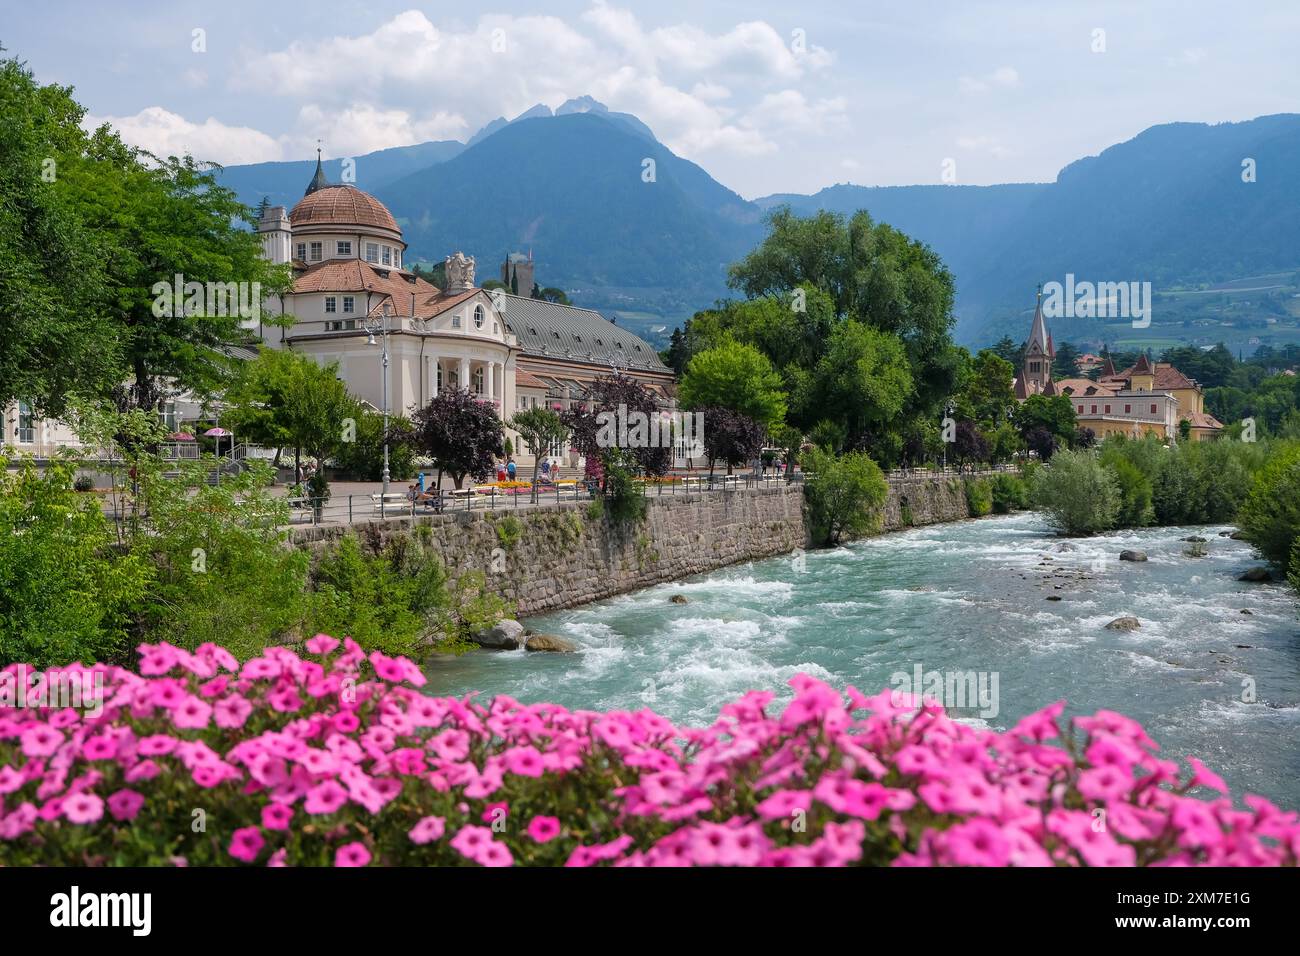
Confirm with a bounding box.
[3,1,1297,198]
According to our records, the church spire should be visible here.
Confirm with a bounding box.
[305,146,330,196]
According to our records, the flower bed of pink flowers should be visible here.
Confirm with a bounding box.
[2,637,1297,866]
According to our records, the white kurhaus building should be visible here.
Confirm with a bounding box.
[256,161,519,422]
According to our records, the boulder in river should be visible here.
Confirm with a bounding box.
[475,619,525,649]
[525,634,577,653]
[1239,567,1271,582]
[1105,616,1141,631]
[1119,550,1147,562]
[1183,535,1207,543]
[670,594,689,604]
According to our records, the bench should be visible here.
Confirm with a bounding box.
[286,497,315,523]
[371,492,410,515]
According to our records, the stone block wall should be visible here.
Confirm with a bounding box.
[291,475,976,616]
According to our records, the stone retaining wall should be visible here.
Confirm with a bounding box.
[290,474,978,616]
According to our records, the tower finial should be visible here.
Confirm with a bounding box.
[305,144,330,196]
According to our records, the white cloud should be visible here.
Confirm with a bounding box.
[84,107,283,165]
[229,5,838,166]
[959,66,1021,94]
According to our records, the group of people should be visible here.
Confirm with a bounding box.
[495,457,518,482]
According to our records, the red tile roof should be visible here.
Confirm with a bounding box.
[293,260,478,319]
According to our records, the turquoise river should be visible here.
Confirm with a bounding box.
[425,513,1300,809]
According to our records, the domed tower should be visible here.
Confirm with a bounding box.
[285,153,405,269]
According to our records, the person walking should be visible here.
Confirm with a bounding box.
[506,456,517,480]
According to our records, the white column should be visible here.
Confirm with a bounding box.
[486,361,496,402]
[459,357,470,393]
[430,356,438,398]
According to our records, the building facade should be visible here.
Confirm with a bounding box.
[1012,289,1223,441]
[255,158,677,468]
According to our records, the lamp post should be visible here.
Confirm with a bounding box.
[365,303,392,496]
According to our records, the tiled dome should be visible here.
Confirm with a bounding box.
[289,184,400,237]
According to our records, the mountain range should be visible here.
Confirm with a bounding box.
[217,100,1300,352]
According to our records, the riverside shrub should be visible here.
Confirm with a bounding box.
[989,473,1028,514]
[1029,449,1120,535]
[1237,443,1300,573]
[2,639,1297,867]
[964,478,993,517]
[803,449,888,545]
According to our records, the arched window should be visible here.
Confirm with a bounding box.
[473,366,484,395]
[473,305,485,329]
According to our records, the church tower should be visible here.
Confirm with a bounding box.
[1021,286,1055,394]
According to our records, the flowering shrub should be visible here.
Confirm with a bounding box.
[2,640,1297,866]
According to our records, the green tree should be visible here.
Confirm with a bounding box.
[1029,449,1121,535]
[509,406,569,502]
[0,55,121,415]
[278,355,355,494]
[805,321,913,452]
[0,456,151,668]
[1237,443,1300,571]
[332,410,416,482]
[678,338,787,427]
[802,448,888,545]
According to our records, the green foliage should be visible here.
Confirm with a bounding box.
[495,515,523,550]
[678,338,787,426]
[508,406,568,501]
[137,460,310,660]
[332,409,416,482]
[1151,440,1258,525]
[0,57,120,414]
[1237,443,1300,571]
[0,457,151,668]
[1029,449,1121,536]
[585,498,605,522]
[802,448,889,545]
[964,478,993,517]
[307,532,450,658]
[989,473,1028,514]
[601,452,647,525]
[1014,394,1078,449]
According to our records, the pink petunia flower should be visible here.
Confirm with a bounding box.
[527,815,562,844]
[334,842,371,867]
[107,789,145,822]
[229,826,265,863]
[408,816,446,845]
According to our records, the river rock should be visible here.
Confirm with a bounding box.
[1240,609,1254,615]
[525,634,577,653]
[1105,616,1141,631]
[1119,550,1147,562]
[475,619,525,649]
[1183,535,1207,543]
[1230,531,1248,540]
[1239,567,1271,582]
[1045,595,1062,601]
[670,594,689,604]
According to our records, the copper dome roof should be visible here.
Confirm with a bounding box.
[289,184,401,238]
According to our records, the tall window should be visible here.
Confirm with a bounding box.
[473,367,484,395]
[473,305,484,329]
[324,296,337,313]
[17,400,34,443]
[365,243,379,263]
[296,243,306,261]
[381,246,392,266]
[310,242,323,262]
[336,240,352,256]
[342,296,355,314]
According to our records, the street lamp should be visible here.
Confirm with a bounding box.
[364,303,392,495]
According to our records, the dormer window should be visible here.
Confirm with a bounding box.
[473,305,484,329]
[365,243,379,264]
[336,241,352,256]
[310,242,323,262]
